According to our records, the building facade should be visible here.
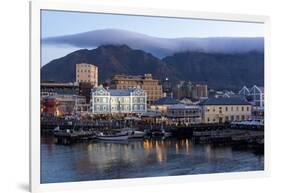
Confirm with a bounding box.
[110,74,163,105]
[200,97,252,123]
[162,77,173,98]
[91,85,147,114]
[150,97,181,113]
[76,63,98,86]
[41,95,89,116]
[41,82,79,96]
[167,104,202,124]
[174,81,208,100]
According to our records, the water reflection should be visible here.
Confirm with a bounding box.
[41,136,264,184]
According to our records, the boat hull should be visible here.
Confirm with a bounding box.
[96,135,129,141]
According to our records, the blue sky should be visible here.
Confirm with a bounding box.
[41,10,264,65]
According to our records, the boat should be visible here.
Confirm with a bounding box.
[53,126,60,133]
[96,132,129,141]
[118,128,145,138]
[130,130,145,138]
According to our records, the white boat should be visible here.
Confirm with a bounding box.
[96,133,129,141]
[53,126,60,133]
[130,130,145,138]
[163,131,172,137]
[119,128,145,138]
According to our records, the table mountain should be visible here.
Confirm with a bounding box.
[41,45,178,83]
[41,45,264,90]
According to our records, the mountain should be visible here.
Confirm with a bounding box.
[42,28,264,58]
[41,45,178,83]
[163,51,264,90]
[41,45,264,91]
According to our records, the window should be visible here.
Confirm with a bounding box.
[242,106,244,111]
[134,105,137,110]
[96,105,100,111]
[103,105,106,111]
[140,98,144,103]
[246,106,249,111]
[96,98,100,102]
[140,105,143,110]
[103,98,107,103]
[225,107,228,111]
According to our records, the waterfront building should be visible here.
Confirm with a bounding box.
[200,97,252,123]
[110,74,163,105]
[76,63,98,87]
[41,94,89,116]
[91,85,147,114]
[167,104,202,125]
[174,81,208,100]
[41,82,79,96]
[150,97,181,114]
[141,111,162,123]
[78,82,93,103]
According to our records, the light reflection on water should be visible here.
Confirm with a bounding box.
[41,136,264,184]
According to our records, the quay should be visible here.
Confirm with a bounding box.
[47,118,264,151]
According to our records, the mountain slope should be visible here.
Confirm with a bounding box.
[41,45,264,90]
[41,45,178,83]
[163,51,264,90]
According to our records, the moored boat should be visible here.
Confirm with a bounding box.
[96,133,129,141]
[130,130,145,138]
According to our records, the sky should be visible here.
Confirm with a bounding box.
[41,10,264,65]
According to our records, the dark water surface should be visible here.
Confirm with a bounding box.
[41,135,264,184]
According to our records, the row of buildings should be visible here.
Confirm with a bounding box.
[41,63,264,125]
[148,95,252,124]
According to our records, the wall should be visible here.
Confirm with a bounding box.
[1,0,280,193]
[202,105,252,123]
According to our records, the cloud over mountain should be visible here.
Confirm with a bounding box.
[42,29,264,58]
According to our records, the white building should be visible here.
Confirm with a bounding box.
[91,85,147,114]
[167,104,202,124]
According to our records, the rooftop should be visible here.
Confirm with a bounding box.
[109,89,132,96]
[152,97,181,105]
[199,97,251,106]
[168,104,201,110]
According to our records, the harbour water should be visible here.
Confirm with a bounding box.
[41,135,264,184]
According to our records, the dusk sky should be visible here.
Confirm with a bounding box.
[41,10,264,65]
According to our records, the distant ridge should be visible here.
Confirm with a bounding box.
[41,45,264,90]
